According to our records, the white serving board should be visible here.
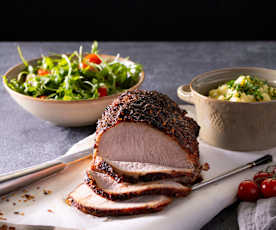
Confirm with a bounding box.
[0,105,275,230]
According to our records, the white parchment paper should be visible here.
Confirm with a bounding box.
[1,105,275,230]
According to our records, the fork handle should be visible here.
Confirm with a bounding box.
[192,154,273,191]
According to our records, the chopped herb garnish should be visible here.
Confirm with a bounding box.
[227,80,235,88]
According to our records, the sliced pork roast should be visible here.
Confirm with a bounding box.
[93,156,200,184]
[93,90,201,176]
[84,169,191,201]
[67,90,202,217]
[66,183,172,217]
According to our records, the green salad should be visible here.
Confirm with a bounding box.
[3,42,143,100]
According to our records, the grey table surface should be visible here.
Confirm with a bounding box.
[1,41,276,229]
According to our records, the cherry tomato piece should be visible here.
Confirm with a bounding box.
[261,178,276,198]
[38,69,50,76]
[85,54,102,64]
[98,87,107,97]
[82,54,102,69]
[237,180,261,202]
[253,171,273,186]
[39,96,47,99]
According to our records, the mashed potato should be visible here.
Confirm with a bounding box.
[209,75,276,102]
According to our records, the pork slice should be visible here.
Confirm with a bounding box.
[66,183,172,217]
[84,170,191,201]
[93,156,200,184]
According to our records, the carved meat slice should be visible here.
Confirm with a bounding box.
[66,183,172,217]
[84,170,191,201]
[93,156,200,184]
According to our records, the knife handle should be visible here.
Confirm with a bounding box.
[0,161,66,196]
[251,154,273,167]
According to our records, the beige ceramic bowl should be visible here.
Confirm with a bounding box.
[3,54,144,127]
[177,67,276,151]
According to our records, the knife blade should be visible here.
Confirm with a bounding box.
[0,222,77,230]
[0,148,92,196]
[56,148,92,165]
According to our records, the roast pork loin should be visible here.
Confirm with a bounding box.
[67,90,202,217]
[66,183,172,217]
[93,156,200,184]
[84,169,191,201]
[94,90,200,170]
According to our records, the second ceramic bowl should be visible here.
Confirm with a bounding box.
[177,67,276,151]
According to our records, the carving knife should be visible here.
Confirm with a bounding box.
[0,148,92,196]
